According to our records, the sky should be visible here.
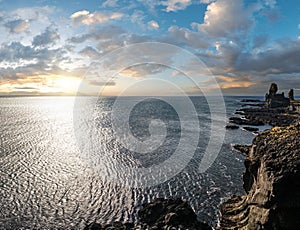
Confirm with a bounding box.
[0,0,299,96]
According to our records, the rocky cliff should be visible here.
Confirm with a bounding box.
[220,120,300,229]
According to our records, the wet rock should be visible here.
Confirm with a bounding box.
[225,125,239,130]
[235,107,298,127]
[241,99,263,103]
[233,144,251,155]
[229,117,264,126]
[138,198,212,230]
[242,126,259,132]
[220,120,300,229]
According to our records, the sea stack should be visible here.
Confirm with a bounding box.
[289,89,295,101]
[265,83,290,108]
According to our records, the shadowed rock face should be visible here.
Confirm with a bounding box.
[265,83,290,108]
[288,89,295,101]
[220,120,300,230]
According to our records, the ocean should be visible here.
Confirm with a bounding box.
[0,96,268,229]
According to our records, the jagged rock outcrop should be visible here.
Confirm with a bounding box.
[288,89,295,101]
[85,198,212,230]
[138,198,211,230]
[265,83,290,108]
[220,120,300,229]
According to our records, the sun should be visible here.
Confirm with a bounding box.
[53,77,82,94]
[38,76,82,95]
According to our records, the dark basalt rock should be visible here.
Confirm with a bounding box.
[138,198,212,230]
[288,89,295,101]
[225,125,239,130]
[241,103,264,107]
[229,117,264,126]
[234,111,244,115]
[233,144,251,155]
[234,107,298,127]
[220,120,300,229]
[265,83,290,108]
[242,126,259,132]
[241,99,263,103]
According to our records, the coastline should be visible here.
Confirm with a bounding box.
[84,94,300,230]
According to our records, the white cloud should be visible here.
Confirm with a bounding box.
[200,0,215,3]
[264,0,276,8]
[70,10,123,25]
[147,20,159,30]
[163,0,192,12]
[101,0,118,8]
[196,0,258,37]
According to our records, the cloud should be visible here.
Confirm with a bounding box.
[12,6,55,20]
[79,46,101,58]
[235,39,300,75]
[101,0,118,8]
[253,34,268,49]
[196,0,258,38]
[32,26,60,47]
[166,25,210,49]
[147,20,159,30]
[0,41,68,83]
[88,80,116,86]
[200,0,215,3]
[163,0,192,12]
[4,19,30,33]
[119,64,167,79]
[70,10,123,25]
[264,0,276,8]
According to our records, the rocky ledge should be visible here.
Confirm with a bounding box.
[231,107,299,127]
[220,120,300,229]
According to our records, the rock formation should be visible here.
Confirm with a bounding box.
[220,120,300,229]
[289,89,295,101]
[265,83,290,108]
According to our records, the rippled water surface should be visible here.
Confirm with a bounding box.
[0,96,259,229]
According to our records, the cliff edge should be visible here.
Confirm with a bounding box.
[220,120,300,229]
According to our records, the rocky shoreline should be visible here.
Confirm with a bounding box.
[220,85,300,229]
[219,120,300,229]
[85,84,300,230]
